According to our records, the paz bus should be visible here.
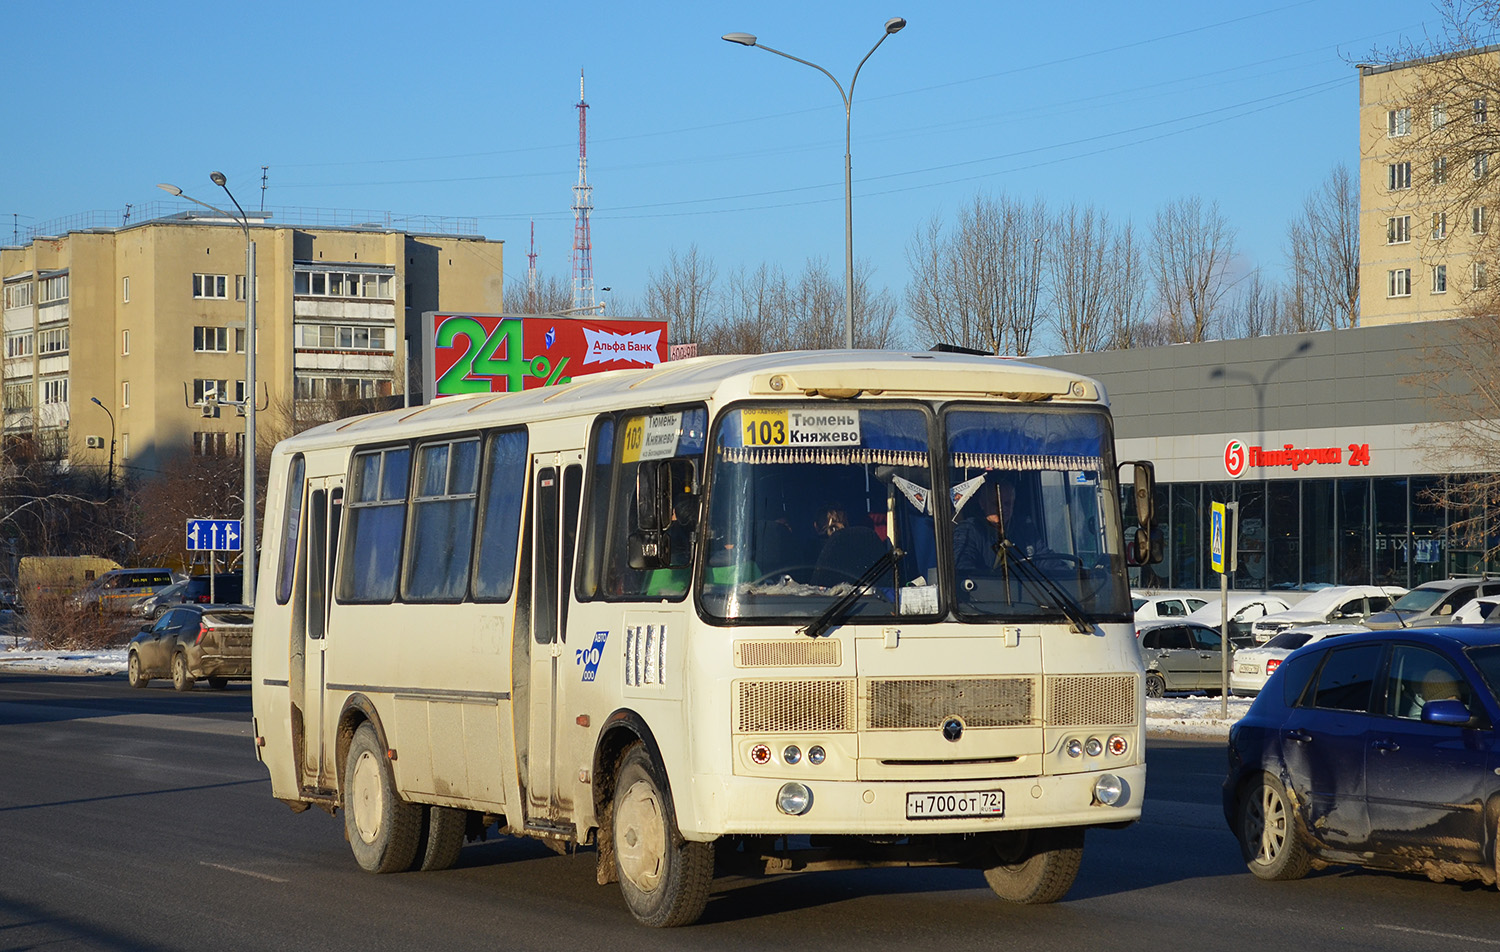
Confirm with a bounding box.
[250,349,1158,927]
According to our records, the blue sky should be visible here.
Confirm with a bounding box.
[4,0,1442,347]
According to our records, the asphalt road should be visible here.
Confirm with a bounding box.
[3,672,1499,951]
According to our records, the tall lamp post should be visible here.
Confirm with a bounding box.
[723,17,906,349]
[89,396,115,499]
[157,175,257,606]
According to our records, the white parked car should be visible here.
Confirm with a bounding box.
[1450,595,1500,624]
[1248,584,1405,643]
[1185,594,1292,644]
[1229,624,1368,696]
[1132,592,1209,623]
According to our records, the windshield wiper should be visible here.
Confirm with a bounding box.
[800,547,904,639]
[993,541,1094,634]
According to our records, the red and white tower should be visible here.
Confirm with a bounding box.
[571,70,594,312]
[526,219,538,311]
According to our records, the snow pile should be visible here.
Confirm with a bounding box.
[0,645,1248,739]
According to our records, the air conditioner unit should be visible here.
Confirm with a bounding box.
[201,404,218,419]
[86,436,105,449]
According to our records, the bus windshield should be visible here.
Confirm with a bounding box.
[700,402,1130,625]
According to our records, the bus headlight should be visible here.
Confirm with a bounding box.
[1065,738,1083,758]
[1093,773,1124,806]
[1085,737,1104,757]
[776,782,813,815]
[783,745,802,765]
[808,746,826,765]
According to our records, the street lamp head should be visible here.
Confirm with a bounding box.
[210,171,227,187]
[157,183,183,197]
[90,396,103,407]
[885,17,906,34]
[722,32,757,47]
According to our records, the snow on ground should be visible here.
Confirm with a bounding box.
[0,643,1249,740]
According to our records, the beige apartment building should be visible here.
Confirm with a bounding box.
[1359,47,1500,326]
[1,212,503,477]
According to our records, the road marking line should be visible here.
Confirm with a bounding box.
[200,861,288,883]
[1375,924,1500,946]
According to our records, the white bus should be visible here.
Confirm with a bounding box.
[251,350,1157,927]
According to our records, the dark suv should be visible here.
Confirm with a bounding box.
[1224,626,1500,887]
[184,572,242,605]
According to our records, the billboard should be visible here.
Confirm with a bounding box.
[422,312,668,401]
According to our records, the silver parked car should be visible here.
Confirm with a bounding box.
[1364,578,1500,629]
[1137,619,1225,698]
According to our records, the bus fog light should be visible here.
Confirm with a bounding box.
[808,746,826,765]
[1065,738,1082,758]
[783,745,802,765]
[1094,773,1124,806]
[750,743,772,766]
[776,782,812,815]
[1107,734,1128,756]
[1085,737,1103,757]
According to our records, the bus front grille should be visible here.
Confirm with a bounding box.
[733,639,842,668]
[864,677,1034,729]
[1046,674,1137,726]
[736,679,854,732]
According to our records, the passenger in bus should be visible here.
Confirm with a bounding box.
[811,505,889,587]
[644,494,699,597]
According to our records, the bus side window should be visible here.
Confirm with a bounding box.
[473,429,529,602]
[576,418,615,601]
[276,453,306,604]
[338,446,411,603]
[403,437,481,602]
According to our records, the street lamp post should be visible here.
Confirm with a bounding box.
[723,17,906,349]
[157,175,257,606]
[89,396,115,499]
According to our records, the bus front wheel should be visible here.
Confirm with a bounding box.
[612,744,713,927]
[344,723,422,874]
[982,827,1084,904]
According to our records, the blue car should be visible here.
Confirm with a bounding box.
[1223,626,1500,887]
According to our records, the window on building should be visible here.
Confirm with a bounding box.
[294,375,394,401]
[1389,107,1412,137]
[39,274,68,304]
[4,333,33,359]
[1387,216,1411,244]
[122,329,130,355]
[1388,162,1412,190]
[193,273,228,299]
[1477,98,1490,124]
[1433,213,1448,240]
[1389,268,1412,297]
[1433,103,1449,128]
[192,431,236,457]
[1435,156,1449,184]
[293,268,396,300]
[192,378,229,405]
[41,377,68,405]
[295,323,392,351]
[1433,264,1448,293]
[121,433,129,459]
[1475,206,1488,234]
[37,327,68,355]
[234,274,259,302]
[235,328,247,353]
[122,381,130,408]
[194,326,231,352]
[1477,261,1489,290]
[122,276,130,303]
[3,383,33,412]
[3,281,33,310]
[1475,153,1491,180]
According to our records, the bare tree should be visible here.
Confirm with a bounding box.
[1149,196,1237,343]
[1226,268,1288,338]
[510,270,574,315]
[643,245,717,346]
[1286,164,1360,328]
[1048,203,1113,353]
[905,193,1048,355]
[1106,222,1152,349]
[704,259,899,355]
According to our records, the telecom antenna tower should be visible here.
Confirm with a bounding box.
[571,70,594,312]
[527,220,539,310]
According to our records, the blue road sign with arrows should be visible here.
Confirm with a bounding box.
[187,518,242,552]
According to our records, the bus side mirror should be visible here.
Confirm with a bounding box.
[627,531,671,570]
[1125,460,1155,526]
[1129,526,1165,566]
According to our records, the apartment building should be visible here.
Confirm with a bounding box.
[1359,47,1500,325]
[1,212,503,476]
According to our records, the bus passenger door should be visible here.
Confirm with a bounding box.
[296,476,342,792]
[523,455,583,829]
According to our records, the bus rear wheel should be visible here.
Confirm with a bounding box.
[982,827,1084,904]
[612,744,713,927]
[412,805,467,872]
[344,723,422,874]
